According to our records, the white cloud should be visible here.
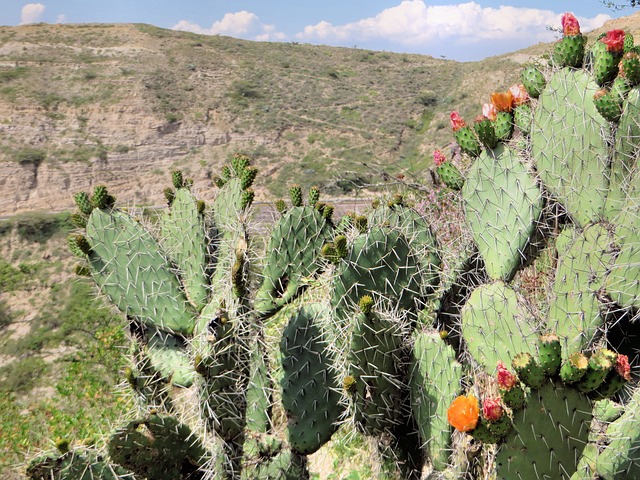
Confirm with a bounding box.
[20,3,46,25]
[172,11,286,41]
[296,1,611,55]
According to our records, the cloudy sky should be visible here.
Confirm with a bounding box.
[0,1,635,61]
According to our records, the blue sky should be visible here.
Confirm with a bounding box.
[0,1,635,61]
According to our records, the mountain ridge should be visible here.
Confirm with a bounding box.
[0,11,638,215]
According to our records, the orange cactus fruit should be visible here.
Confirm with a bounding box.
[447,394,480,432]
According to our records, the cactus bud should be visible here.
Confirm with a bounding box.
[289,185,303,207]
[171,169,184,189]
[163,187,175,205]
[308,186,320,206]
[74,191,93,215]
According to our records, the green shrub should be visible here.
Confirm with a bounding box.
[14,212,72,244]
[0,356,47,393]
[16,148,46,166]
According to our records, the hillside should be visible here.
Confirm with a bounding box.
[0,22,531,215]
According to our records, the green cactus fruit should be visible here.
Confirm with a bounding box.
[576,348,616,393]
[331,227,422,323]
[308,185,320,206]
[620,52,640,86]
[171,169,184,189]
[231,153,251,176]
[512,352,545,389]
[159,187,209,310]
[220,164,231,181]
[596,385,640,479]
[73,191,93,215]
[90,185,109,209]
[349,306,406,435]
[531,68,611,227]
[280,304,342,454]
[240,166,258,190]
[521,65,546,98]
[462,144,542,281]
[513,103,532,135]
[624,32,635,53]
[334,234,348,258]
[86,208,197,336]
[289,184,303,207]
[560,351,589,384]
[474,117,498,149]
[496,382,592,480]
[553,34,587,68]
[163,187,175,205]
[322,203,334,221]
[73,264,91,276]
[107,414,207,480]
[547,224,614,359]
[274,198,287,214]
[493,111,514,141]
[461,281,539,373]
[453,125,482,157]
[69,212,87,229]
[593,38,622,86]
[354,214,368,233]
[594,89,623,122]
[410,331,462,471]
[435,161,464,190]
[538,333,562,377]
[67,233,92,257]
[241,188,255,210]
[255,205,332,317]
[594,354,631,399]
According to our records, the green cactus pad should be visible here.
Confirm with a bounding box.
[547,224,614,358]
[596,386,640,479]
[349,307,406,435]
[86,208,197,336]
[606,87,640,218]
[280,304,342,454]
[244,339,272,434]
[145,327,195,388]
[331,227,422,323]
[461,281,539,373]
[367,203,441,297]
[496,383,592,480]
[531,68,611,227]
[462,144,542,281]
[410,331,462,471]
[159,187,209,311]
[198,301,250,441]
[27,449,128,480]
[255,205,332,317]
[108,414,207,480]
